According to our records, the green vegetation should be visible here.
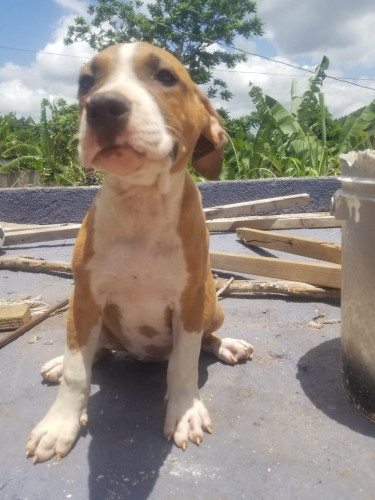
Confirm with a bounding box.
[1,54,375,186]
[1,1,374,186]
[0,99,86,186]
[219,56,375,181]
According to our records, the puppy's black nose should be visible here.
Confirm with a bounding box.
[85,91,131,128]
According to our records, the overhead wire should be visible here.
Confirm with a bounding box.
[0,45,90,60]
[1,22,375,92]
[150,19,375,91]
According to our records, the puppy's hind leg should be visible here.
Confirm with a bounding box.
[40,332,115,384]
[41,355,64,383]
[202,332,254,365]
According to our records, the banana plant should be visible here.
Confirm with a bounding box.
[245,56,354,177]
[0,143,43,172]
[0,118,43,172]
[338,99,375,154]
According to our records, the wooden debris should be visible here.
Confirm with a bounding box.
[216,277,235,298]
[3,223,80,246]
[28,335,40,344]
[207,212,342,232]
[204,193,310,220]
[215,278,340,301]
[0,304,31,331]
[0,298,69,349]
[237,227,341,264]
[210,251,341,289]
[0,256,72,274]
[309,318,341,329]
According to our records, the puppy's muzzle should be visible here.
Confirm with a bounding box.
[85,91,132,146]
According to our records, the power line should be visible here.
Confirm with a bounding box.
[0,45,90,60]
[1,39,375,91]
[151,19,375,91]
[214,68,375,82]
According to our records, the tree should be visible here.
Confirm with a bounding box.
[1,112,35,144]
[35,99,84,185]
[64,0,263,100]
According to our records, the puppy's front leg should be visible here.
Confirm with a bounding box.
[26,289,102,463]
[164,325,211,450]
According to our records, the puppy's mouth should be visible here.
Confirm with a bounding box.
[86,140,179,177]
[95,143,145,161]
[92,143,145,175]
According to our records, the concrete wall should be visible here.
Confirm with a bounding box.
[0,177,340,224]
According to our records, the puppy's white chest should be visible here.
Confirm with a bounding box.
[94,238,187,299]
[88,236,187,360]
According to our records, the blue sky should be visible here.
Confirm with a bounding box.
[0,0,375,120]
[0,1,66,66]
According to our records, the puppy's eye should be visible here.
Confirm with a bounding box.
[79,74,95,95]
[155,68,178,87]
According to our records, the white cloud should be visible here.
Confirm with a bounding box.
[53,0,87,16]
[0,0,93,120]
[0,0,374,122]
[208,0,375,119]
[257,0,375,69]
[0,79,48,118]
[210,55,373,120]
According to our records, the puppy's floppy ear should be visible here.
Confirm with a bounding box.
[192,89,227,180]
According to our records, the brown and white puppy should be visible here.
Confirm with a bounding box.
[26,42,253,463]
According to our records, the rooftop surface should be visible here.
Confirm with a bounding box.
[1,224,374,500]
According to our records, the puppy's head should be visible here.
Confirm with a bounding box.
[78,42,227,184]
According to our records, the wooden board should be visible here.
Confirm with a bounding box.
[3,223,81,246]
[210,251,341,289]
[214,278,340,301]
[237,227,341,264]
[0,304,31,331]
[204,193,310,220]
[0,256,73,274]
[207,212,342,232]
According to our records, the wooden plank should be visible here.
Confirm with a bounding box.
[204,193,310,220]
[214,278,340,301]
[0,256,73,273]
[237,227,341,264]
[0,304,31,331]
[210,251,341,289]
[2,222,72,234]
[0,299,69,349]
[207,212,342,232]
[3,224,81,246]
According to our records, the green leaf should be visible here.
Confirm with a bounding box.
[338,99,375,154]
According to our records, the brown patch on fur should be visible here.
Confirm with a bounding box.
[164,305,173,333]
[176,174,224,337]
[132,42,226,180]
[102,303,132,351]
[202,260,225,340]
[78,45,121,113]
[67,205,102,351]
[138,325,159,338]
[177,173,209,333]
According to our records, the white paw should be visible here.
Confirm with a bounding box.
[216,338,254,364]
[26,406,86,463]
[164,396,212,449]
[41,355,64,383]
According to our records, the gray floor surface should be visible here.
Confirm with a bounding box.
[1,228,374,500]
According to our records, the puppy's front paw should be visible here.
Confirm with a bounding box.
[26,407,86,463]
[164,396,212,450]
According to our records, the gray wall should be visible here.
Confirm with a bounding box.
[0,177,340,224]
